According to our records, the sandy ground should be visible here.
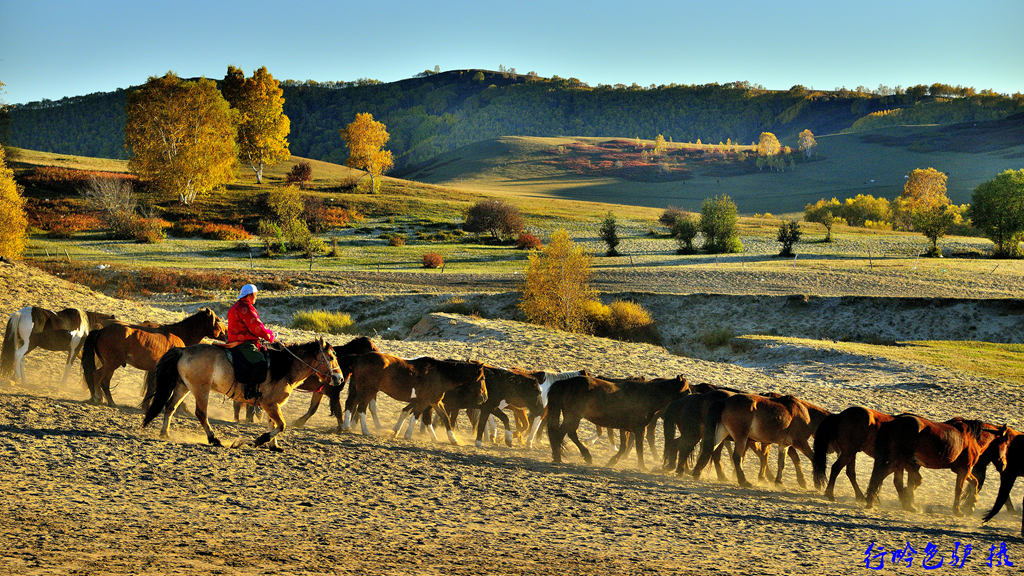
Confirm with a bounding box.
[2,260,1023,575]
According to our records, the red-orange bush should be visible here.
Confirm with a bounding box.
[200,223,252,240]
[516,232,542,250]
[46,213,104,238]
[422,252,444,269]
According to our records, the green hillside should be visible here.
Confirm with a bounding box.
[7,70,1022,176]
[402,120,1024,213]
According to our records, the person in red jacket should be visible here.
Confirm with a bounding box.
[227,284,275,398]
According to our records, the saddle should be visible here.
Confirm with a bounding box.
[223,342,270,400]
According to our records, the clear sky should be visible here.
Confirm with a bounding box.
[1,0,1022,104]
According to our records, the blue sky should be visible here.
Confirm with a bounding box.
[1,0,1021,104]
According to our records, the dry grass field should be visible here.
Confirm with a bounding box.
[2,258,1024,575]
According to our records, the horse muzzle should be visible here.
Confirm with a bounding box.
[330,371,345,387]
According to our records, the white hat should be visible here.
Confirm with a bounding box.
[238,284,258,299]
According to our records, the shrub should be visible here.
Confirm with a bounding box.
[201,223,252,241]
[700,195,741,253]
[422,252,444,268]
[659,206,687,228]
[291,310,355,335]
[323,206,358,229]
[700,328,734,349]
[169,220,204,237]
[302,196,327,232]
[45,213,103,238]
[81,177,140,239]
[434,296,480,316]
[133,217,166,244]
[516,232,542,250]
[584,299,659,343]
[285,161,313,187]
[387,234,406,247]
[464,199,524,240]
[258,219,286,256]
[777,221,801,257]
[672,214,700,254]
[804,198,843,242]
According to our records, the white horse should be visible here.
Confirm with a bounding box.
[1,306,112,386]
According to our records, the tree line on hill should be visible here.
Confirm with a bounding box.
[5,70,1023,170]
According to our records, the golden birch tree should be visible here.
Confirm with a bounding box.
[125,72,238,205]
[519,230,595,333]
[222,66,290,184]
[0,146,27,259]
[341,113,394,193]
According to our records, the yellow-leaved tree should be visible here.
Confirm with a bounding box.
[798,129,817,158]
[519,230,595,333]
[341,113,394,193]
[0,145,27,259]
[125,72,238,205]
[895,167,958,256]
[222,66,290,184]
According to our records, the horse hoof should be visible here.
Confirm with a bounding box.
[268,445,284,453]
[209,437,223,447]
[475,440,483,448]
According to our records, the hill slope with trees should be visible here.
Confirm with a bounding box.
[7,70,1023,172]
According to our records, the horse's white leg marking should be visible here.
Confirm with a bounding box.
[342,410,352,430]
[60,310,89,386]
[370,399,382,429]
[427,420,439,442]
[527,416,544,448]
[505,429,514,446]
[14,309,32,385]
[360,411,370,436]
[405,415,417,440]
[446,426,460,446]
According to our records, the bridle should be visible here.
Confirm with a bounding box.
[277,340,338,381]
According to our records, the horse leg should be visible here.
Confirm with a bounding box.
[565,421,592,465]
[952,469,968,516]
[492,409,513,447]
[233,401,243,422]
[160,384,190,440]
[370,399,382,430]
[393,406,414,438]
[13,322,30,386]
[845,455,867,501]
[712,441,729,481]
[633,426,647,471]
[864,451,892,510]
[60,335,83,387]
[774,445,787,485]
[789,444,809,488]
[963,471,980,515]
[253,403,286,452]
[192,390,221,447]
[436,406,460,446]
[292,391,322,428]
[606,430,631,467]
[528,413,547,448]
[730,433,752,488]
[97,363,118,407]
[474,404,493,447]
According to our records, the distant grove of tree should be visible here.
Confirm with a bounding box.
[6,70,1024,170]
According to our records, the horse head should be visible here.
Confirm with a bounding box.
[315,337,345,387]
[442,358,487,405]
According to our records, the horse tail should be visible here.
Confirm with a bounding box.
[0,311,18,378]
[81,329,102,394]
[983,472,1019,523]
[813,414,840,490]
[699,400,726,456]
[142,347,184,428]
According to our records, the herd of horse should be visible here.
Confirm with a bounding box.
[2,304,1024,536]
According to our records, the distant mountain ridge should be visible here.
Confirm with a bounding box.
[6,69,1023,171]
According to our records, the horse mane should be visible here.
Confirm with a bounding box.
[268,340,322,382]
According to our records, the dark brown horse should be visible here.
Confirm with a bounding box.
[84,308,227,407]
[1,306,113,386]
[344,353,486,445]
[449,365,546,448]
[143,338,343,451]
[691,392,816,487]
[547,374,689,470]
[662,383,748,478]
[865,414,1009,514]
[812,406,895,501]
[983,430,1024,534]
[234,336,379,426]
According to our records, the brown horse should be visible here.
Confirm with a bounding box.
[142,338,343,451]
[691,392,816,487]
[983,430,1024,534]
[442,365,546,448]
[234,336,379,426]
[865,414,1009,514]
[1,306,113,386]
[344,353,487,444]
[662,383,749,478]
[84,308,227,407]
[547,374,689,470]
[812,406,895,501]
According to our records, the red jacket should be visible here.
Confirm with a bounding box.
[227,297,275,345]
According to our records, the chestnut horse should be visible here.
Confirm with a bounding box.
[865,414,1009,514]
[442,365,547,448]
[143,338,343,451]
[547,374,689,470]
[812,406,895,501]
[1,306,113,386]
[234,336,379,426]
[662,383,750,478]
[344,353,486,445]
[691,392,816,487]
[85,308,227,407]
[983,430,1024,534]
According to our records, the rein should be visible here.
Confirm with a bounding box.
[277,341,333,380]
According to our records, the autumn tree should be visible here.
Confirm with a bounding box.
[756,131,786,172]
[125,72,238,205]
[519,229,595,333]
[804,198,843,242]
[653,134,667,156]
[341,112,394,193]
[222,66,290,184]
[464,199,523,240]
[700,195,742,253]
[896,168,956,256]
[970,169,1024,257]
[0,146,27,259]
[798,129,817,159]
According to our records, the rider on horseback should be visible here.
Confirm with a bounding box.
[227,284,276,398]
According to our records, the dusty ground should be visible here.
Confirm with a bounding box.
[1,260,1023,575]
